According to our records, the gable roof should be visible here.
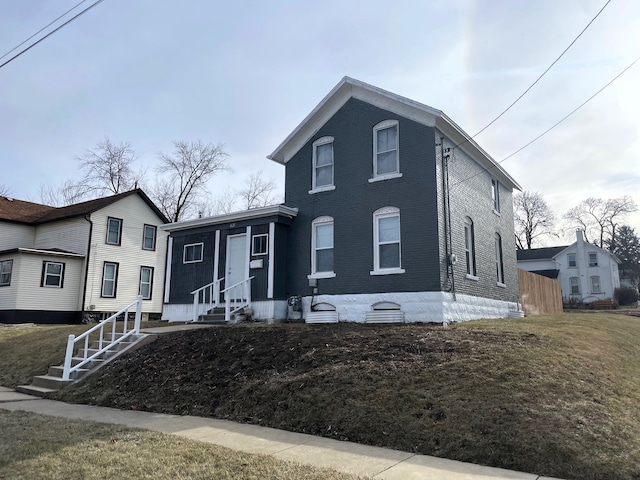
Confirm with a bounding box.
[268,76,521,191]
[517,246,567,261]
[0,189,169,225]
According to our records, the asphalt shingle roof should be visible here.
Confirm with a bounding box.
[516,246,567,261]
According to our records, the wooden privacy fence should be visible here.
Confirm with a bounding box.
[518,269,563,316]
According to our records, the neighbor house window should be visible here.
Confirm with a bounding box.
[495,233,505,284]
[102,262,118,297]
[588,253,598,267]
[372,207,404,274]
[567,253,577,268]
[139,266,154,300]
[252,234,268,256]
[183,243,204,263]
[569,277,580,295]
[41,261,64,288]
[106,217,123,245]
[491,178,500,213]
[0,259,12,286]
[311,136,334,192]
[142,224,157,251]
[591,276,601,294]
[311,216,334,277]
[372,120,400,180]
[464,217,477,277]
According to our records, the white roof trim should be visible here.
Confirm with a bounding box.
[162,204,299,232]
[267,76,521,191]
[12,248,84,258]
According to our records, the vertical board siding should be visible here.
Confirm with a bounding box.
[85,194,168,313]
[0,223,35,250]
[285,97,441,297]
[518,269,563,315]
[34,217,90,254]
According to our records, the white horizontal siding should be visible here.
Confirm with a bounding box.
[35,217,90,254]
[85,194,168,314]
[0,222,35,250]
[0,253,20,309]
[14,253,83,311]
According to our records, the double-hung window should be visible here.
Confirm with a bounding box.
[311,137,334,193]
[495,233,505,285]
[371,120,400,181]
[0,259,12,286]
[568,253,577,268]
[371,207,404,275]
[106,217,122,245]
[142,224,157,250]
[42,261,64,288]
[310,216,335,278]
[491,179,501,213]
[464,217,477,278]
[569,277,580,295]
[590,276,601,294]
[588,253,598,267]
[102,262,118,297]
[139,266,154,300]
[183,243,204,263]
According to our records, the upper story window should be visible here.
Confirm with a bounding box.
[371,120,401,182]
[310,136,335,193]
[495,233,505,285]
[310,216,335,278]
[142,224,157,251]
[491,179,501,213]
[42,261,64,288]
[371,207,404,275]
[252,234,268,256]
[567,253,577,268]
[139,266,154,300]
[183,243,204,263]
[106,217,123,245]
[464,217,477,278]
[588,253,598,267]
[0,259,13,286]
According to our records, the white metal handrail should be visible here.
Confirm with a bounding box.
[191,279,222,322]
[62,296,143,381]
[220,276,254,322]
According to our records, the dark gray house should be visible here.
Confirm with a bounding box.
[162,77,522,324]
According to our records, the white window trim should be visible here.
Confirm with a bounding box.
[567,253,577,268]
[491,178,501,214]
[569,276,580,295]
[590,276,601,294]
[464,217,476,277]
[310,136,334,194]
[311,216,335,278]
[371,206,405,275]
[495,233,505,285]
[251,233,269,256]
[372,120,399,180]
[183,242,204,264]
[588,253,598,267]
[43,261,64,288]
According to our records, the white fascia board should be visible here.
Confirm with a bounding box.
[161,205,298,232]
[17,248,85,258]
[551,243,577,260]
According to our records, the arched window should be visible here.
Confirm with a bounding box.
[311,136,334,193]
[310,216,335,278]
[464,217,476,277]
[372,120,400,180]
[495,233,504,284]
[371,207,404,275]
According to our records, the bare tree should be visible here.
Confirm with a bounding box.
[205,187,239,216]
[236,171,280,209]
[151,140,230,222]
[514,191,557,249]
[0,185,10,197]
[563,196,637,248]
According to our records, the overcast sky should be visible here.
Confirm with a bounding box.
[1,0,639,243]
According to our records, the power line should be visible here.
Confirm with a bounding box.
[450,54,640,188]
[0,0,104,71]
[0,0,89,62]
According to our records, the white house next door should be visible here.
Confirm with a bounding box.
[226,234,247,302]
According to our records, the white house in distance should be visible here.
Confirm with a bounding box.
[517,230,621,303]
[0,189,169,324]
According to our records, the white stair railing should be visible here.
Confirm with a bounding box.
[62,296,143,381]
[190,279,222,322]
[220,276,254,322]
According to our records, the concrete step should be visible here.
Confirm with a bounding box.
[32,375,74,390]
[75,347,118,359]
[48,365,90,380]
[15,384,58,398]
[71,356,105,369]
[197,314,227,324]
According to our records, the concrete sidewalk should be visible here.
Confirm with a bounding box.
[0,386,561,480]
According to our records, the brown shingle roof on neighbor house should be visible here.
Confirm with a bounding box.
[0,189,169,225]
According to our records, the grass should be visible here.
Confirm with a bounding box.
[0,410,361,480]
[2,313,640,479]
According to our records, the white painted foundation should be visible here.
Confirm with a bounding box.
[300,292,520,324]
[162,300,288,323]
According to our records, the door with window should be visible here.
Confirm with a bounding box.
[225,234,247,302]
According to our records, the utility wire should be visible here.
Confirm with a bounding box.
[0,0,88,62]
[450,54,640,187]
[0,0,103,71]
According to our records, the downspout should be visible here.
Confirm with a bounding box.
[439,137,456,300]
[81,214,94,317]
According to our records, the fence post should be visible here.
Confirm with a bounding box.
[134,295,143,334]
[62,334,75,381]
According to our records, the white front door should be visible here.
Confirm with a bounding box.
[226,234,247,301]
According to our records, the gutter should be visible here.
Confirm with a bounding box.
[81,214,93,313]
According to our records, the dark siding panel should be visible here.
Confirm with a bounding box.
[0,309,81,324]
[249,224,270,301]
[285,97,441,296]
[169,231,216,304]
[274,224,289,300]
